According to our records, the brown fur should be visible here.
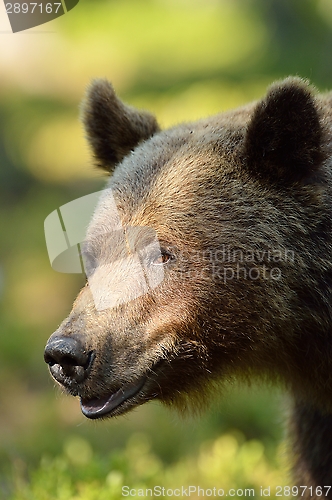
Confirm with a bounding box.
[45,77,332,498]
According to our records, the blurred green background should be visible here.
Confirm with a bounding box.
[1,0,332,498]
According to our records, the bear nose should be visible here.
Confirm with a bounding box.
[44,336,93,385]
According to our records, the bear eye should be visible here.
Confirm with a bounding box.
[151,249,175,266]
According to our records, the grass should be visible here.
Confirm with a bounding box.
[9,431,288,500]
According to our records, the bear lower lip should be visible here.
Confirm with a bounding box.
[80,376,146,419]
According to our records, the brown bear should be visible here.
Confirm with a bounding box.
[44,77,332,498]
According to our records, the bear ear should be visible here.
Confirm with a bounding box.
[81,79,160,173]
[243,77,324,185]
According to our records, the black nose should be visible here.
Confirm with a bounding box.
[44,336,93,385]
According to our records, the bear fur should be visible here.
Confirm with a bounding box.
[45,77,332,497]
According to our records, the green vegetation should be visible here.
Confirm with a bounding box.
[1,0,331,498]
[10,432,287,500]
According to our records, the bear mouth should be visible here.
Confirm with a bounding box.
[80,376,147,419]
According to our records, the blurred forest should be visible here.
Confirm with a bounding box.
[1,0,332,498]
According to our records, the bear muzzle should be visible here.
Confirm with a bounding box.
[80,375,147,419]
[44,335,94,388]
[44,332,161,419]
